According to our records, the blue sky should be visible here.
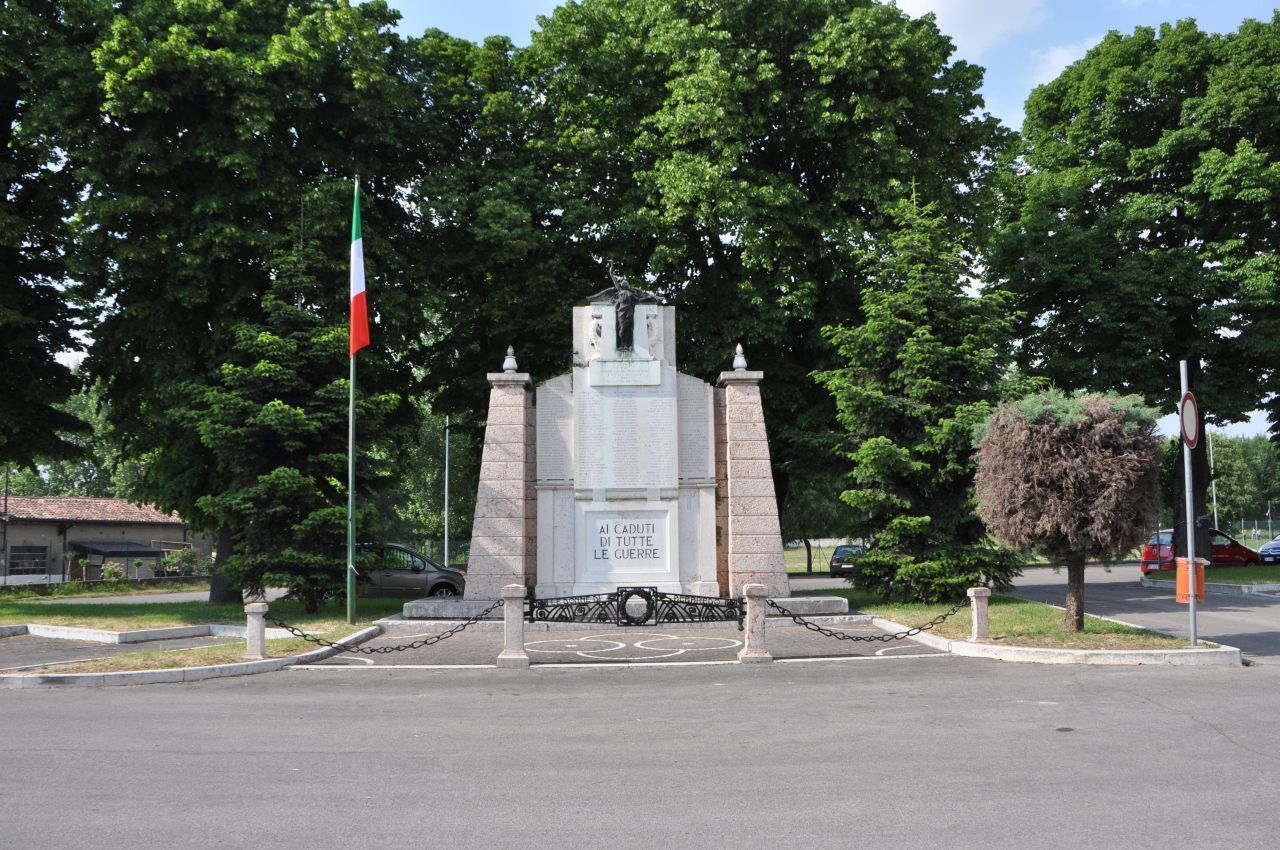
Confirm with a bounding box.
[386,0,1278,131]
[383,0,1276,436]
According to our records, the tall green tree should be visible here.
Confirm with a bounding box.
[991,16,1280,558]
[69,0,422,600]
[0,0,100,468]
[195,229,405,611]
[814,199,1018,602]
[419,0,1009,513]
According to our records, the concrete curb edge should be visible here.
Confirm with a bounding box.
[0,626,382,688]
[874,617,1242,666]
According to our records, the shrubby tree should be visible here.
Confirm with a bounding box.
[815,199,1019,602]
[975,391,1162,631]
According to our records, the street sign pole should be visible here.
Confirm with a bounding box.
[1179,360,1198,646]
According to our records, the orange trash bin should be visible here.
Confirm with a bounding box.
[1176,556,1207,604]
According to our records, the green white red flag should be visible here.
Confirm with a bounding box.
[350,181,369,357]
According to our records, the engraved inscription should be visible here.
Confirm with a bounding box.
[585,511,667,575]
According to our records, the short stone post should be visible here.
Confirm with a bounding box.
[967,587,991,642]
[737,583,773,664]
[496,584,530,669]
[244,602,268,660]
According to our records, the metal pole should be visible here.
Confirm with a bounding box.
[1180,360,1198,646]
[1208,429,1218,530]
[346,354,356,625]
[443,415,450,568]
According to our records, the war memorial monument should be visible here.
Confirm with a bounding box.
[408,281,793,617]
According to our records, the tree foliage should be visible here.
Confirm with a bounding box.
[0,0,96,467]
[498,0,1009,509]
[975,391,1162,630]
[64,1,422,599]
[815,199,1018,602]
[991,15,1280,557]
[194,228,407,612]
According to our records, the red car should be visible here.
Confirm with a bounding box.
[1139,528,1261,574]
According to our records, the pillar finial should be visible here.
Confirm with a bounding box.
[732,342,747,372]
[502,346,517,373]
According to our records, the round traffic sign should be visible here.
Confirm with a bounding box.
[1180,392,1199,449]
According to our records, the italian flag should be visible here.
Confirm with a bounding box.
[349,180,369,357]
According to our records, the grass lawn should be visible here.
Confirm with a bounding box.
[0,596,406,632]
[1143,564,1280,585]
[797,588,1191,650]
[0,578,211,601]
[27,627,363,675]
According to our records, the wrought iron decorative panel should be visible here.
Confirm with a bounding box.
[528,586,743,629]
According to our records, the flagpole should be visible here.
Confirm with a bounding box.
[347,351,357,625]
[346,176,363,626]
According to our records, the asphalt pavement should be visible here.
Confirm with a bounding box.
[4,652,1278,849]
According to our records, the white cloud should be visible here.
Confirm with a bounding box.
[896,0,1049,59]
[1030,34,1104,87]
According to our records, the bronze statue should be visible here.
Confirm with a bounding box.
[588,267,660,351]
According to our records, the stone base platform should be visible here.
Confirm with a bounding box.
[402,595,847,621]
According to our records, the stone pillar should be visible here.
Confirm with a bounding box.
[244,602,268,660]
[718,369,790,599]
[967,587,991,642]
[496,584,530,669]
[465,369,537,600]
[737,584,772,664]
[713,387,730,596]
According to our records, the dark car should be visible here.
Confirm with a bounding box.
[829,544,866,577]
[1260,535,1280,565]
[355,543,465,598]
[1139,528,1261,575]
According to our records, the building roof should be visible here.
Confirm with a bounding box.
[0,496,184,525]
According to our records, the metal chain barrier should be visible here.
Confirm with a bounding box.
[765,597,969,642]
[266,599,504,654]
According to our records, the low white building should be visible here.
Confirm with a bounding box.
[0,496,191,585]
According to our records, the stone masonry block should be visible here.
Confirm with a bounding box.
[471,516,525,538]
[723,383,761,404]
[727,477,777,499]
[486,406,527,426]
[470,536,527,558]
[728,497,779,517]
[726,553,786,573]
[727,460,773,480]
[466,554,527,577]
[483,424,525,445]
[481,441,525,464]
[477,479,527,500]
[473,497,525,518]
[729,534,786,556]
[479,461,525,481]
[728,439,772,460]
[726,404,765,424]
[488,385,529,407]
[714,389,727,424]
[730,421,769,442]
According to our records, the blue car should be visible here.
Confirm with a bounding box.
[1261,536,1280,565]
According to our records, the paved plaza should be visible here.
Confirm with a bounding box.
[5,652,1279,849]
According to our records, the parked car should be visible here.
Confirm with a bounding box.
[829,544,867,578]
[1260,535,1280,565]
[355,543,465,598]
[1139,528,1261,574]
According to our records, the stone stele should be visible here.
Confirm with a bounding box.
[462,300,789,601]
